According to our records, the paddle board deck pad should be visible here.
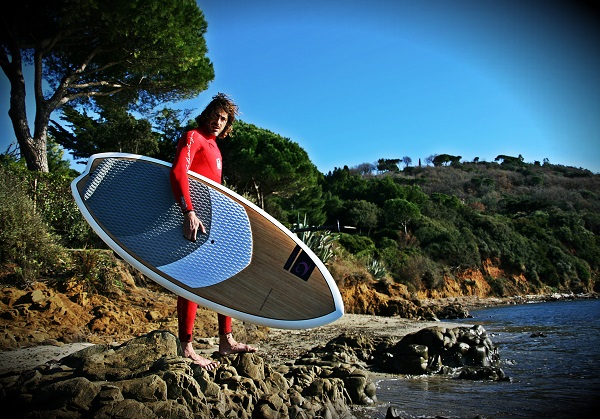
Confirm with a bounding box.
[71,152,344,329]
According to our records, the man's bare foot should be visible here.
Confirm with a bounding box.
[219,333,258,355]
[181,341,219,371]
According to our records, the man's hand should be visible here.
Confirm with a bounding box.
[183,211,206,242]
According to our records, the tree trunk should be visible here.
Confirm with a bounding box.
[252,179,264,209]
[3,46,50,172]
[18,133,49,172]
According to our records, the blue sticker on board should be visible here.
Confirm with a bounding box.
[284,245,316,281]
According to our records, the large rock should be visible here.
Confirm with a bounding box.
[300,326,506,381]
[0,330,367,418]
[376,325,507,379]
[60,330,182,381]
[31,376,100,411]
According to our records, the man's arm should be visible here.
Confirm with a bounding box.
[170,131,206,241]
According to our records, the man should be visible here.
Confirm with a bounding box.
[170,93,257,371]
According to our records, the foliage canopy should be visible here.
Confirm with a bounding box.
[1,0,214,171]
[220,121,325,225]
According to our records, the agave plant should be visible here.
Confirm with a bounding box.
[365,256,387,280]
[293,215,339,264]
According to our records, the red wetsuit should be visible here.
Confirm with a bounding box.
[170,128,231,341]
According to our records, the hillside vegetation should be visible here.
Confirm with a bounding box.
[320,157,599,297]
[1,151,598,303]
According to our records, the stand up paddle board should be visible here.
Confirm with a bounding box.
[71,153,344,329]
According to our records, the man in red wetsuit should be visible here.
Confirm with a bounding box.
[170,93,256,370]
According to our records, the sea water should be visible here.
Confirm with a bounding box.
[360,299,600,418]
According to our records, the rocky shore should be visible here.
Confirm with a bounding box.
[0,330,363,418]
[1,277,596,418]
[422,290,600,311]
[0,312,510,418]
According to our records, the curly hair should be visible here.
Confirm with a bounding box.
[195,93,239,138]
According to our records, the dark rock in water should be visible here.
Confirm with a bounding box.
[313,326,506,382]
[386,344,429,375]
[0,330,375,418]
[458,366,509,381]
[376,325,502,378]
[385,406,406,419]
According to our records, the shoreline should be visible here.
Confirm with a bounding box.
[1,292,596,377]
[421,291,599,310]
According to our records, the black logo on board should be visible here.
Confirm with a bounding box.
[283,245,316,281]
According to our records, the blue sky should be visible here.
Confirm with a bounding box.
[1,0,599,174]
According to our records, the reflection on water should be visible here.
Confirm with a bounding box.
[363,299,600,418]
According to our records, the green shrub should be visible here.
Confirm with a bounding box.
[361,256,387,280]
[376,245,407,281]
[33,172,96,248]
[396,253,444,291]
[415,219,479,268]
[0,166,67,286]
[2,160,99,248]
[70,249,123,294]
[338,233,376,256]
